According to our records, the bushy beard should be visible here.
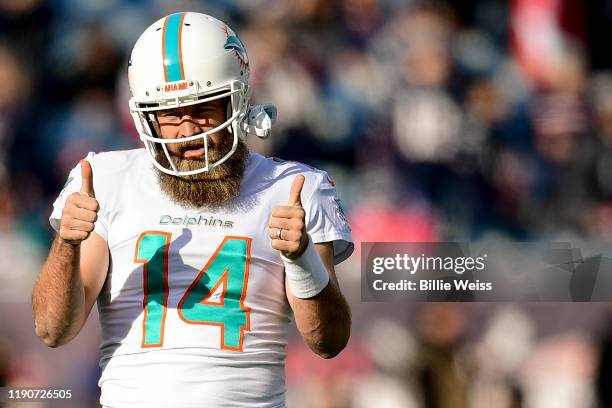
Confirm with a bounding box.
[154,132,249,209]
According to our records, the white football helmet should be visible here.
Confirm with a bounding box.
[128,12,252,177]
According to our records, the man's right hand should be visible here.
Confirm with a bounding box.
[59,159,99,245]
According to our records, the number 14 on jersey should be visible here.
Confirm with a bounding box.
[134,231,251,351]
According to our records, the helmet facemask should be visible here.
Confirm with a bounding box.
[130,80,249,177]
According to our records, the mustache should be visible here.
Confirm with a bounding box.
[163,138,220,158]
[155,131,233,168]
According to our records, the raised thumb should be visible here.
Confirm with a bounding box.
[80,159,95,198]
[288,175,305,207]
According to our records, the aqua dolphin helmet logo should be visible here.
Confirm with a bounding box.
[223,29,249,68]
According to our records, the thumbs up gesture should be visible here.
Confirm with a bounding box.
[269,175,309,260]
[59,160,100,245]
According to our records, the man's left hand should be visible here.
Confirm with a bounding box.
[269,175,308,260]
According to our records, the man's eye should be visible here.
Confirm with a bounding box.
[159,112,180,119]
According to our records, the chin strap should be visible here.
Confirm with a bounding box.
[241,104,277,139]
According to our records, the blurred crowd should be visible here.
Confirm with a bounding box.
[3,0,612,407]
[285,302,612,408]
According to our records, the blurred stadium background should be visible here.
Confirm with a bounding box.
[3,0,612,407]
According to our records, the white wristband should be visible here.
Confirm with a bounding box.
[281,236,330,299]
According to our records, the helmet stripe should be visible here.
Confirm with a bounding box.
[162,12,186,82]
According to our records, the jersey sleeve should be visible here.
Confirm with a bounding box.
[303,172,354,264]
[49,152,109,241]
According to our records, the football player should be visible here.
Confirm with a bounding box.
[32,12,353,408]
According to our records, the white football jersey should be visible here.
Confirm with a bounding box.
[49,149,353,408]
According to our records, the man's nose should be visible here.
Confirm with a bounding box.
[178,116,199,137]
